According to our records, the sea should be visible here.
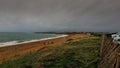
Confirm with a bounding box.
[0,32,59,46]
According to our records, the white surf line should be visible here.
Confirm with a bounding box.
[0,35,68,47]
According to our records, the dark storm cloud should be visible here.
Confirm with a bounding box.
[0,0,120,32]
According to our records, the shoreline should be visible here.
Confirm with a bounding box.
[0,34,90,63]
[0,35,68,47]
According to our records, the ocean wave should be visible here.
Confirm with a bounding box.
[0,41,19,47]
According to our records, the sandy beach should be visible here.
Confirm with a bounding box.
[0,34,90,63]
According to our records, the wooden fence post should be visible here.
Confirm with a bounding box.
[100,34,105,59]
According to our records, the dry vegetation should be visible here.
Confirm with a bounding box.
[0,34,101,68]
[0,34,90,63]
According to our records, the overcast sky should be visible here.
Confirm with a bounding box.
[0,0,120,32]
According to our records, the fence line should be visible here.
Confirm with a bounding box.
[99,34,120,68]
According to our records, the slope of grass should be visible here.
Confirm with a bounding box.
[0,37,101,68]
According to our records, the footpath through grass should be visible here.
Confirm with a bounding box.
[0,37,101,68]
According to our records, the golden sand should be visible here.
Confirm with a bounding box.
[0,34,90,63]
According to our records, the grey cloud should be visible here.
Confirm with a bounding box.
[0,0,120,32]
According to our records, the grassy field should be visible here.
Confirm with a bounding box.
[0,37,101,68]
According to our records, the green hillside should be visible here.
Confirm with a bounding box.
[0,37,101,68]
